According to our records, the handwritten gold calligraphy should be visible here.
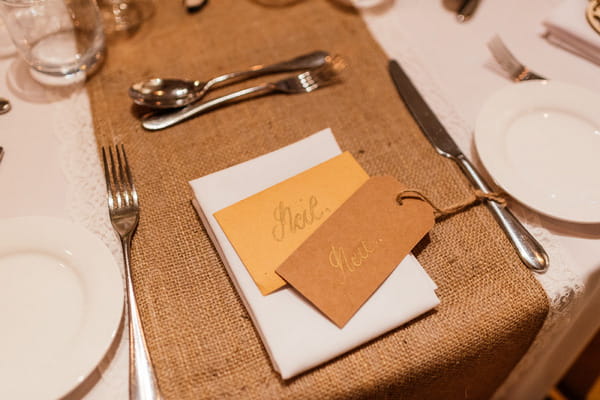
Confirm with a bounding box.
[272,195,329,242]
[328,239,383,282]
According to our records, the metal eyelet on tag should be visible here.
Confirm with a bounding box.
[587,0,600,35]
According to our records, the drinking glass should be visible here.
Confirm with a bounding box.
[0,18,15,57]
[0,0,105,85]
[98,0,154,34]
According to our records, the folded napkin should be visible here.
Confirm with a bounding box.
[543,0,600,66]
[189,128,439,379]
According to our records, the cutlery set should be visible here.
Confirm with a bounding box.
[130,50,330,108]
[142,55,346,131]
[130,51,345,130]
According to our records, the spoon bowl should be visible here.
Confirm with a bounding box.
[129,78,206,108]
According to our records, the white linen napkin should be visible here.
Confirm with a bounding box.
[543,0,600,66]
[189,128,440,379]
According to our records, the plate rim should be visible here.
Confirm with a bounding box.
[474,80,600,224]
[0,216,124,400]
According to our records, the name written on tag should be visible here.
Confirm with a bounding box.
[276,176,435,328]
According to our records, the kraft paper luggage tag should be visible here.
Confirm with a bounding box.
[214,152,369,295]
[276,176,435,328]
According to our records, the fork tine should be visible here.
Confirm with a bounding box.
[118,144,138,207]
[120,145,139,208]
[108,146,123,209]
[115,145,131,207]
[101,147,115,210]
[309,54,347,89]
[297,70,318,92]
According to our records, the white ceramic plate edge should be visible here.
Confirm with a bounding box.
[474,80,600,224]
[0,216,124,400]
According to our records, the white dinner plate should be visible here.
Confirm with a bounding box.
[475,80,600,224]
[0,216,124,400]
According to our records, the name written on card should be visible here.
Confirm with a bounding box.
[214,152,369,295]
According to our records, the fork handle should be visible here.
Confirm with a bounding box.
[122,238,164,400]
[142,83,273,131]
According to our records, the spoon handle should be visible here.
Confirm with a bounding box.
[142,83,273,130]
[204,50,329,90]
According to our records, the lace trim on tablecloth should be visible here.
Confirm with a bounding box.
[371,36,584,398]
[50,87,121,257]
[51,87,128,400]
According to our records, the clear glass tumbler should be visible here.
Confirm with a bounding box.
[0,0,105,85]
[98,0,154,35]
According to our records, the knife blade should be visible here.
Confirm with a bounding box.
[388,59,548,273]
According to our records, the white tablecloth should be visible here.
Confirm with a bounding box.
[1,1,598,398]
[361,1,599,398]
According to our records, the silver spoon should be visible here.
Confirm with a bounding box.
[0,97,10,114]
[128,50,330,109]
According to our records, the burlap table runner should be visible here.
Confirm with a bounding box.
[87,1,549,398]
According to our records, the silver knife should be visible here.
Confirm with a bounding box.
[388,59,548,273]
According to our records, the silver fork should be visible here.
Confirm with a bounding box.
[102,145,163,400]
[487,35,546,82]
[142,55,347,131]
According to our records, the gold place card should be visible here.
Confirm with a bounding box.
[214,152,369,295]
[276,176,435,328]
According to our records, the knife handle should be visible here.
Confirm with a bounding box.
[456,0,480,22]
[454,154,549,273]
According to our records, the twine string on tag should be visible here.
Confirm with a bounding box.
[396,189,506,219]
